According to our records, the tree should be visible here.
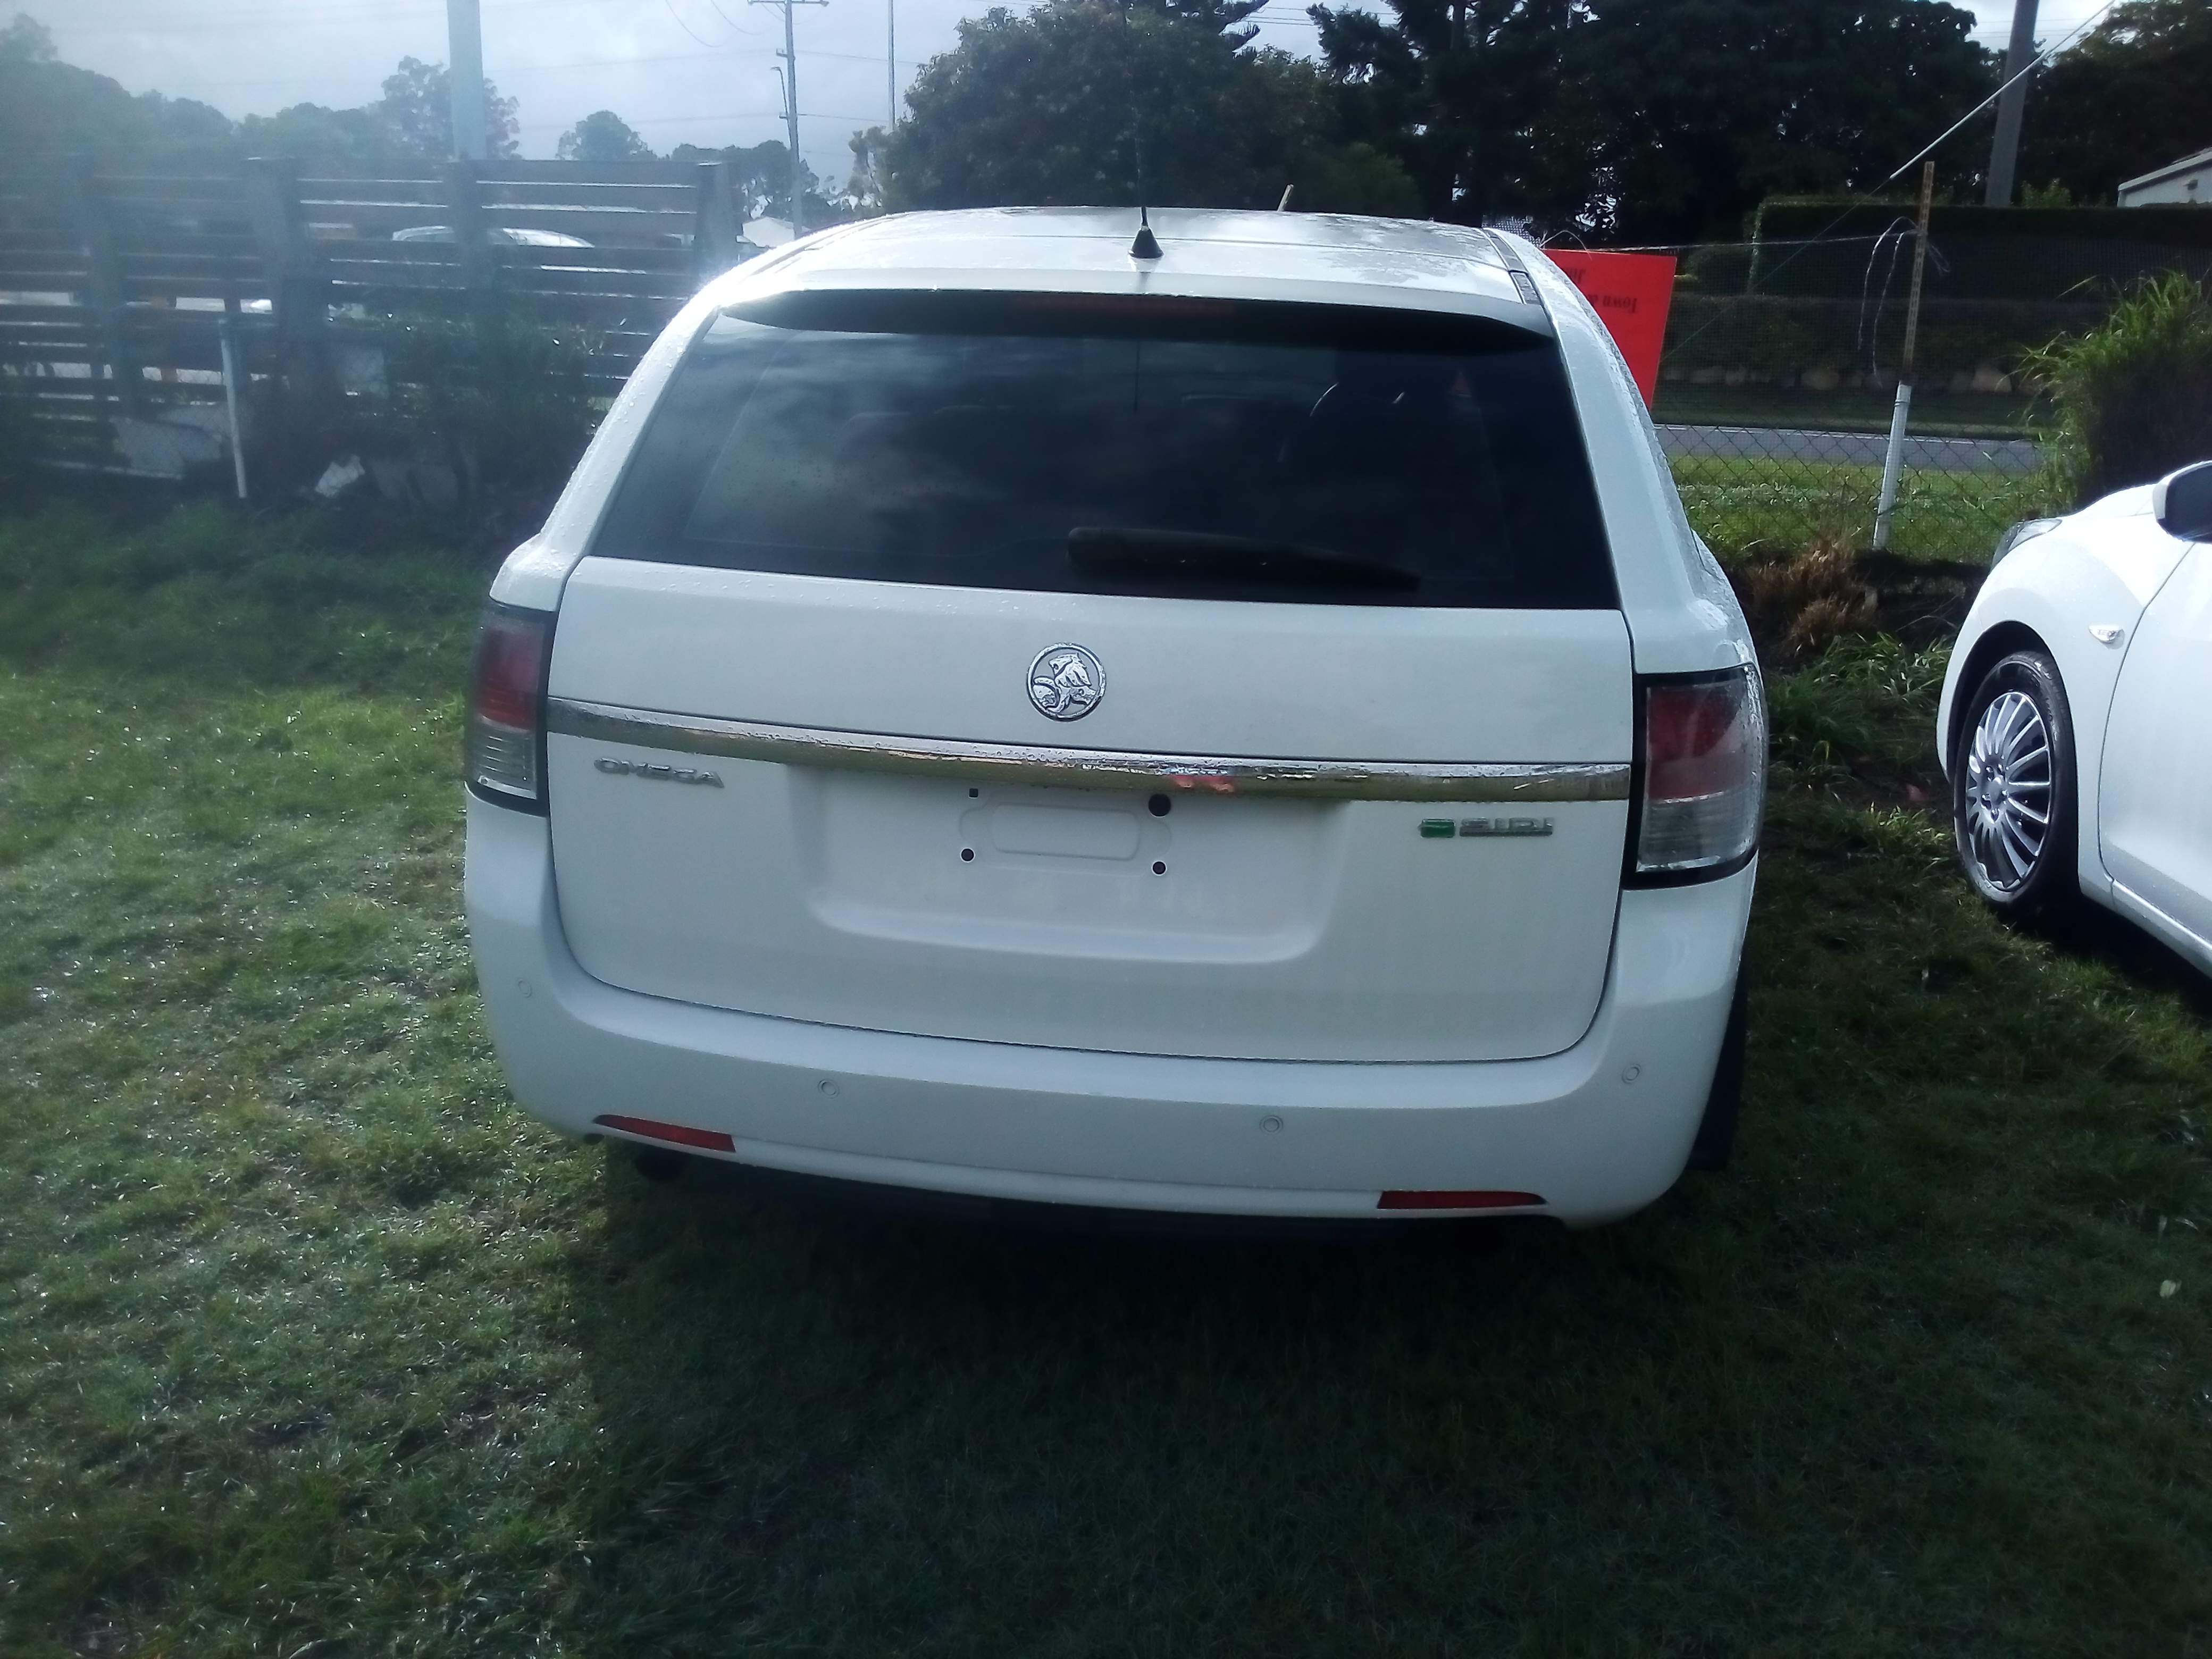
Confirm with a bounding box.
[1569,0,1994,244]
[1313,0,1586,227]
[884,0,1418,214]
[558,110,654,164]
[376,55,520,160]
[2018,1,2212,205]
[848,125,890,211]
[1124,0,1268,40]
[1,11,55,61]
[234,103,405,170]
[0,16,237,166]
[1315,0,1993,240]
[669,139,826,222]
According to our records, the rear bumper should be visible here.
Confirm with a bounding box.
[465,797,1755,1226]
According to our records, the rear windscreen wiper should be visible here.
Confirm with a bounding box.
[1067,527,1419,591]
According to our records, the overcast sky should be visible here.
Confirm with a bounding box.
[36,0,2116,189]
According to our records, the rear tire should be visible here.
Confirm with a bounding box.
[1952,649,2079,918]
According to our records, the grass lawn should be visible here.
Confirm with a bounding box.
[2,499,2208,1656]
[1671,454,2060,563]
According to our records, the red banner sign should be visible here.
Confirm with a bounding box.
[1539,249,1677,407]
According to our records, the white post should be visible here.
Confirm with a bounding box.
[216,313,248,501]
[447,0,487,161]
[1873,385,1912,550]
[1874,161,1937,552]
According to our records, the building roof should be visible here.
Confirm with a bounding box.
[713,207,1540,331]
[2118,145,2212,195]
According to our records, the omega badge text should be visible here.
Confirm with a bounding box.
[1420,816,1554,839]
[596,756,724,787]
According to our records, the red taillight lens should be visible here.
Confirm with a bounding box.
[466,605,552,809]
[593,1113,736,1153]
[1633,667,1766,879]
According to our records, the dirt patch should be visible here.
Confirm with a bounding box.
[1723,536,1986,668]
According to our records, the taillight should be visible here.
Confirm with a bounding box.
[466,604,554,811]
[1629,665,1766,882]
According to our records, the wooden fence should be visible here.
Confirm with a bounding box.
[0,158,758,477]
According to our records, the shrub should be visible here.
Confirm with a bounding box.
[2027,271,2212,502]
[347,299,605,526]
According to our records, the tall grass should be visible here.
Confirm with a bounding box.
[2027,271,2212,504]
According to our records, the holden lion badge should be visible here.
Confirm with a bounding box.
[1028,644,1106,721]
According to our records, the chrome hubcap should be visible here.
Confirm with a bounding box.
[1963,689,2052,892]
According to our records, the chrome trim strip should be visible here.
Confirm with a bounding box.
[547,698,1630,803]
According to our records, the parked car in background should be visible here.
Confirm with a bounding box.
[464,208,1766,1228]
[391,225,593,247]
[1940,460,2212,970]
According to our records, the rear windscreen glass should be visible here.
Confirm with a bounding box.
[592,291,1618,609]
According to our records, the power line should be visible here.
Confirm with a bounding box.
[1650,2,2113,366]
[1885,0,2113,181]
[663,0,724,48]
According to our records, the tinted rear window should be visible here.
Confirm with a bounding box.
[592,291,1617,609]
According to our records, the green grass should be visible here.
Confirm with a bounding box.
[1670,454,2062,562]
[4,500,2210,1656]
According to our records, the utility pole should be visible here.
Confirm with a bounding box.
[1984,0,2039,206]
[1874,161,1937,552]
[751,0,827,233]
[887,0,896,128]
[447,0,487,161]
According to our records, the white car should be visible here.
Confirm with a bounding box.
[391,225,594,247]
[463,208,1765,1227]
[1940,459,2212,966]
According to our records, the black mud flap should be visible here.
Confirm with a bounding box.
[1686,972,1747,1172]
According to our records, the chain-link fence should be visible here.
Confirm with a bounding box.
[1656,394,2056,565]
[1634,212,2212,564]
[1650,288,2072,562]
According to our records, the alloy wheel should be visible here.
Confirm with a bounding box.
[1962,688,2052,892]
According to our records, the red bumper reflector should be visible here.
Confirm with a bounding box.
[1378,1190,1545,1210]
[593,1113,735,1153]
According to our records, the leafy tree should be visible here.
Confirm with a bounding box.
[234,103,404,170]
[376,55,521,160]
[670,139,833,223]
[1,10,54,60]
[558,110,655,164]
[2017,1,2212,205]
[884,0,1418,214]
[848,125,890,211]
[1313,0,1584,227]
[1568,0,1992,244]
[1314,0,1992,240]
[0,15,236,165]
[1124,0,1268,40]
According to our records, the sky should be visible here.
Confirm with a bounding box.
[35,0,2118,191]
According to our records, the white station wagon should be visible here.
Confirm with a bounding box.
[464,208,1765,1227]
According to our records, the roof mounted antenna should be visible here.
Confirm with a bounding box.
[1130,205,1162,261]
